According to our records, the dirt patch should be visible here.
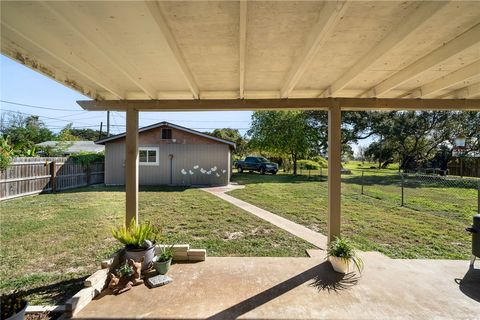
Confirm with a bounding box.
[223,231,244,240]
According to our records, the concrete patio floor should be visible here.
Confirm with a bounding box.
[74,253,479,319]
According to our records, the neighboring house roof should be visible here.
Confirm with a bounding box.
[94,121,236,149]
[36,141,105,154]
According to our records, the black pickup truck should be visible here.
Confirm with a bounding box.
[236,156,279,174]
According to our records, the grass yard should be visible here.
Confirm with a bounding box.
[229,171,476,260]
[0,186,312,304]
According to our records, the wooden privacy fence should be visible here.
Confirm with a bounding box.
[0,157,104,200]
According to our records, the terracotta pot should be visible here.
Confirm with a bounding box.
[124,244,155,271]
[6,301,28,320]
[328,256,351,274]
[153,257,172,275]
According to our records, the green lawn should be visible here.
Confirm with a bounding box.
[0,186,312,304]
[229,171,476,260]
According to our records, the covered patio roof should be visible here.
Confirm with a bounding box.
[1,1,479,242]
[2,1,480,103]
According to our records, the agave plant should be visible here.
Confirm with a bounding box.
[111,219,154,248]
[327,237,363,273]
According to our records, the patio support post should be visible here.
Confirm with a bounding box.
[125,108,139,227]
[328,106,341,243]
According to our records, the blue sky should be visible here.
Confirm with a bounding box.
[0,55,253,136]
[1,54,369,154]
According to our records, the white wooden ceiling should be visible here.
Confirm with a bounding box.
[1,1,480,101]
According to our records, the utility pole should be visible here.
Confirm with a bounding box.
[107,111,110,137]
[99,122,103,140]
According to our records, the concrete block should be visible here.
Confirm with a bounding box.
[188,249,206,261]
[173,252,189,261]
[66,286,96,317]
[84,269,109,288]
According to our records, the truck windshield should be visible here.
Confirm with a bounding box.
[258,157,269,163]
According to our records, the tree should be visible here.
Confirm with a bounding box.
[248,111,319,174]
[364,141,397,169]
[209,128,248,158]
[0,112,53,152]
[306,111,383,151]
[68,128,107,141]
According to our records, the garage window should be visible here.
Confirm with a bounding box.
[139,147,159,165]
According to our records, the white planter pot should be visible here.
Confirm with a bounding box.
[328,256,351,274]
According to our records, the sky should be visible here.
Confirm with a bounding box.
[1,54,369,155]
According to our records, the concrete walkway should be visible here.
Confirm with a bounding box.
[203,185,328,250]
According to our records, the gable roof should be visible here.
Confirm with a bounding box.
[95,121,236,149]
[36,140,104,153]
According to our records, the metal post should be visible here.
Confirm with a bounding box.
[401,173,405,207]
[361,170,364,195]
[477,180,479,214]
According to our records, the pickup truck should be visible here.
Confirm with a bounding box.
[236,156,279,174]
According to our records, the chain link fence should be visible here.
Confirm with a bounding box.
[342,169,479,216]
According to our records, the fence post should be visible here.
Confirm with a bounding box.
[50,161,57,193]
[401,173,405,206]
[361,170,364,195]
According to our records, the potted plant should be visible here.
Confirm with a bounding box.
[1,291,28,320]
[153,244,174,275]
[112,219,156,270]
[327,237,363,274]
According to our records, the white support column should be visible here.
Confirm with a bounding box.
[125,108,139,227]
[328,106,342,243]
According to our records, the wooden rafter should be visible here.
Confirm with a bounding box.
[321,1,448,98]
[367,23,480,98]
[144,0,200,99]
[280,1,349,98]
[41,1,157,99]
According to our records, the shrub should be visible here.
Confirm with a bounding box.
[311,156,328,168]
[297,159,321,170]
[112,219,155,249]
[69,152,104,166]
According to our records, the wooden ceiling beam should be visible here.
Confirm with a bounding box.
[239,1,247,99]
[78,98,480,112]
[1,21,124,99]
[413,60,480,98]
[41,1,157,99]
[280,1,349,99]
[144,0,200,99]
[321,1,448,98]
[368,23,480,98]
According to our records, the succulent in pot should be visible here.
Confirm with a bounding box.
[327,237,363,274]
[112,219,156,270]
[153,244,174,275]
[1,291,28,320]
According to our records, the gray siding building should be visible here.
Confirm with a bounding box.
[96,122,235,186]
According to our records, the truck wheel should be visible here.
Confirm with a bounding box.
[271,171,277,175]
[260,167,266,175]
[238,166,243,173]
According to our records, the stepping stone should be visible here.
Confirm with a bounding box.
[146,275,173,288]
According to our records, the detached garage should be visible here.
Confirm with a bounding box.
[96,122,235,186]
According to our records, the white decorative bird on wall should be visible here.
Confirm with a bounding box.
[181,169,187,175]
